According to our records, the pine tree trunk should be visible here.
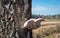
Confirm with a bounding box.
[0,0,32,38]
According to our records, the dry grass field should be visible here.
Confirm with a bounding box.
[32,19,60,38]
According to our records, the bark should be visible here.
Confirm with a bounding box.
[0,0,32,38]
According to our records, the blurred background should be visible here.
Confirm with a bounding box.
[32,0,60,38]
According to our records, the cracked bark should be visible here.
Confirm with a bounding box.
[0,0,32,38]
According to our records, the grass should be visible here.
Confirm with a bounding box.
[32,19,60,38]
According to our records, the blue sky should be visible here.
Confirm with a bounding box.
[32,0,60,15]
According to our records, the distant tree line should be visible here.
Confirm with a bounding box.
[32,14,60,19]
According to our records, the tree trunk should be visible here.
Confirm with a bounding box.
[0,0,32,38]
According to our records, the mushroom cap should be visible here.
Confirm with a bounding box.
[23,18,44,29]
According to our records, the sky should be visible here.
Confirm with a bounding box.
[32,0,60,15]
